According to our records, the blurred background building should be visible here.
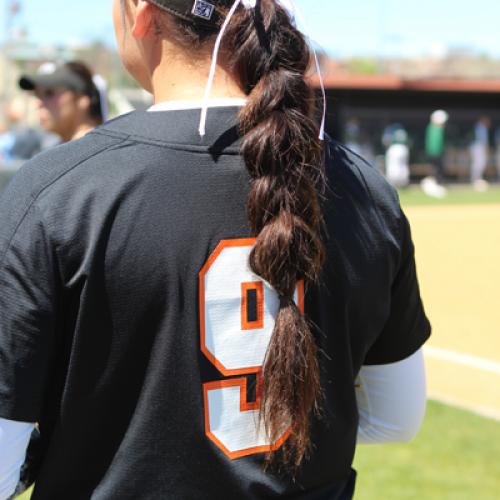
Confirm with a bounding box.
[318,69,500,182]
[2,0,500,185]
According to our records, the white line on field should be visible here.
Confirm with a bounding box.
[424,346,500,375]
[428,394,500,422]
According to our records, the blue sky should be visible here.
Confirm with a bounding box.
[2,0,500,58]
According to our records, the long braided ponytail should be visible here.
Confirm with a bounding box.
[146,0,326,467]
[224,0,326,466]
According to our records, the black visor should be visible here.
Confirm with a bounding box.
[19,65,88,94]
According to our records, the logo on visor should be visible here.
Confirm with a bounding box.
[192,0,215,20]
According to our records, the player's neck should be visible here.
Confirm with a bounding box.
[150,45,245,103]
[68,122,95,142]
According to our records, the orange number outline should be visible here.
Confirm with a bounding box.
[203,376,292,460]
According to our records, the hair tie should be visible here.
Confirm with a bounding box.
[279,294,294,308]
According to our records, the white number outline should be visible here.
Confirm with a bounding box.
[199,238,304,459]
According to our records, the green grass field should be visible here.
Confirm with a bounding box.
[398,184,500,206]
[354,400,500,500]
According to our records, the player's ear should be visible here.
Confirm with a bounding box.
[76,95,91,114]
[131,0,154,38]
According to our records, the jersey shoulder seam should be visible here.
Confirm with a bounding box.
[92,129,241,155]
[0,137,128,269]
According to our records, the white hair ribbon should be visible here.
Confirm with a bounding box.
[198,0,327,141]
[277,0,326,140]
[92,74,109,122]
[199,0,243,137]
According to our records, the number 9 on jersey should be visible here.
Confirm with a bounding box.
[199,238,304,459]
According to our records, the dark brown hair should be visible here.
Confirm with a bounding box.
[64,61,104,125]
[154,0,325,467]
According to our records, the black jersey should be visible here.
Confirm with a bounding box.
[0,107,430,499]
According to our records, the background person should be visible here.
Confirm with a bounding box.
[422,109,448,198]
[495,125,500,182]
[469,116,491,191]
[18,61,108,143]
[0,99,42,168]
[385,128,410,188]
[0,1,430,498]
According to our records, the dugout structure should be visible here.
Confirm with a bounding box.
[315,75,500,182]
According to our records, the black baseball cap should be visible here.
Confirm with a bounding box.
[19,64,88,94]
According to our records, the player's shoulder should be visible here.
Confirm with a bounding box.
[3,129,123,196]
[3,110,148,198]
[0,125,130,243]
[324,135,402,219]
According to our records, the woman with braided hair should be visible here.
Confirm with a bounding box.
[0,1,430,498]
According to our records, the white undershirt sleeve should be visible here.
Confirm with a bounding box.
[356,348,427,444]
[0,418,35,500]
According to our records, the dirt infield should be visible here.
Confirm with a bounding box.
[405,204,500,419]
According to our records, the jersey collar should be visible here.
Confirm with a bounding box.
[148,97,247,112]
[97,105,244,153]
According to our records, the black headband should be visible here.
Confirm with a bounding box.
[149,0,232,26]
